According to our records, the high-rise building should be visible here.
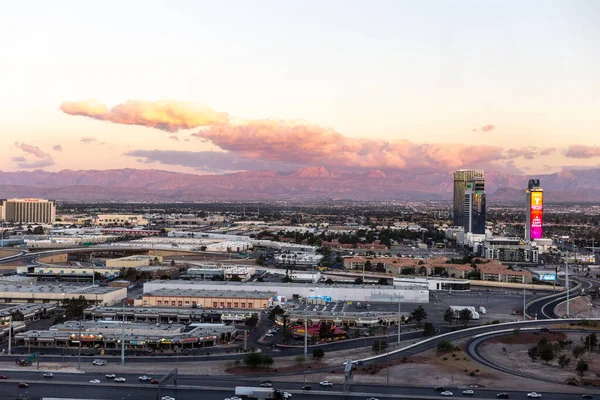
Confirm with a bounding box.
[0,198,56,224]
[525,179,543,241]
[453,169,484,227]
[464,177,486,234]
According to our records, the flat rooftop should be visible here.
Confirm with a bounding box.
[146,279,425,290]
[0,283,123,294]
[144,288,275,299]
[85,306,256,316]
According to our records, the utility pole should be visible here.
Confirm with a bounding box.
[566,251,570,318]
[523,279,526,321]
[303,313,308,385]
[77,320,82,370]
[397,296,402,345]
[121,301,125,365]
[8,315,12,355]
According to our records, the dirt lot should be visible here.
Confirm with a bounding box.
[479,331,600,387]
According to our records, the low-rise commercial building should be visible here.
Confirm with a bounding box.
[17,265,121,281]
[95,214,148,226]
[393,277,470,291]
[15,320,237,350]
[0,284,126,305]
[139,288,276,310]
[84,305,257,324]
[144,280,429,304]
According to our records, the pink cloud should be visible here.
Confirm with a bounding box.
[564,145,600,159]
[80,137,97,144]
[60,99,229,132]
[13,142,54,168]
[53,144,63,152]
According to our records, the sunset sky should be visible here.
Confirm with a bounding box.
[1,0,599,176]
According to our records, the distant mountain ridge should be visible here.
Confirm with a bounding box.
[0,167,599,202]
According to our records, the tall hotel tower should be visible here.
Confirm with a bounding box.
[464,176,486,234]
[525,179,543,241]
[453,169,484,227]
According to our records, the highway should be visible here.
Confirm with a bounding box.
[0,372,597,400]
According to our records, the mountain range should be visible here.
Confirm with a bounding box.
[0,167,599,202]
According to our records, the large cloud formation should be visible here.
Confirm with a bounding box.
[60,99,562,173]
[13,142,54,168]
[564,145,600,159]
[195,119,537,172]
[60,99,229,132]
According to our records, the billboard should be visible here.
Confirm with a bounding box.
[536,273,556,281]
[529,191,543,239]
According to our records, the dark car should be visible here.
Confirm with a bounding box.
[497,393,510,399]
[302,385,312,390]
[435,386,446,392]
[540,328,550,333]
[150,379,160,384]
[0,375,8,379]
[17,383,29,388]
[582,395,593,399]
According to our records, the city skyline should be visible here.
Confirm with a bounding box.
[2,1,600,176]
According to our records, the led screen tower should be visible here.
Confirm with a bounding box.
[525,179,543,240]
[453,169,484,227]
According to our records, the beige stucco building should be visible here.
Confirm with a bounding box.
[140,288,275,310]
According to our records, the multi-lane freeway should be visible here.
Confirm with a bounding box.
[0,371,597,400]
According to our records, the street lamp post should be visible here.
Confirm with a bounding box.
[566,251,570,318]
[121,301,125,365]
[77,320,82,370]
[8,315,12,355]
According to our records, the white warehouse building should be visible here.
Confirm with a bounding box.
[143,280,429,304]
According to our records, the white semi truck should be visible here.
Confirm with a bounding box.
[235,387,291,400]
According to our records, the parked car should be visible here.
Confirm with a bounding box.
[441,391,453,396]
[497,393,510,399]
[260,381,272,387]
[366,398,380,400]
[161,397,175,400]
[582,396,593,399]
[150,379,160,384]
[319,381,333,387]
[527,393,542,398]
[463,390,474,395]
[225,397,241,400]
[92,359,107,366]
[114,377,127,382]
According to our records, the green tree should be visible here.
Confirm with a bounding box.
[372,339,388,354]
[443,308,454,325]
[325,278,334,284]
[312,348,325,360]
[244,314,259,330]
[423,322,436,337]
[576,359,589,377]
[539,345,555,364]
[268,305,285,321]
[354,277,364,284]
[458,308,473,326]
[527,346,539,362]
[295,355,305,365]
[63,295,89,320]
[10,310,24,321]
[33,225,44,234]
[411,306,428,327]
[558,354,571,369]
[377,278,389,285]
[243,352,263,369]
[437,340,453,352]
[319,322,333,339]
[261,355,274,368]
[573,345,586,359]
